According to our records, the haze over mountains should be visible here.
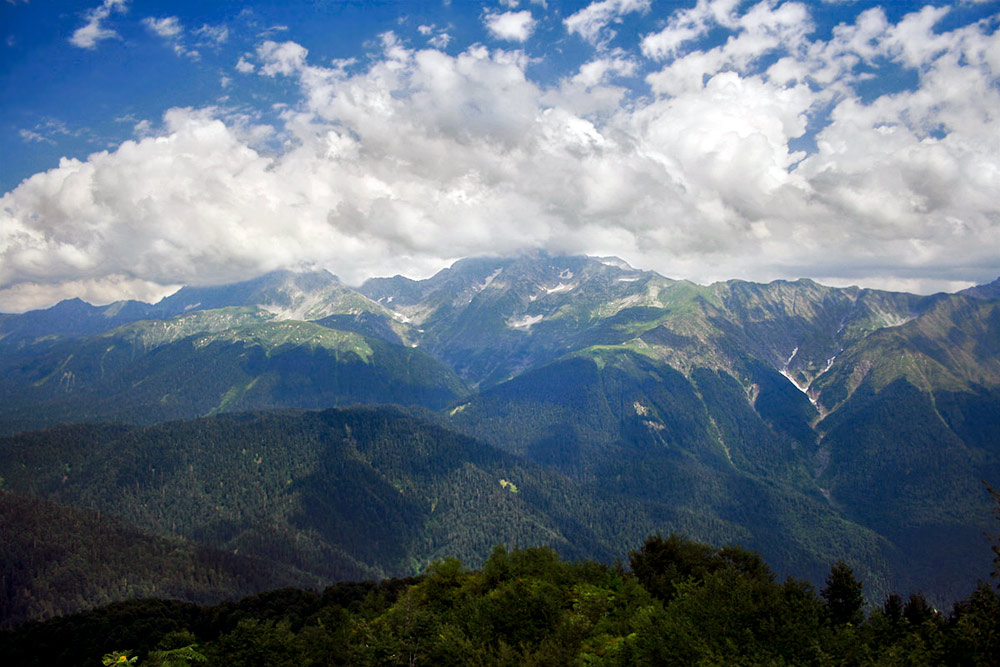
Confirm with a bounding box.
[1,253,997,625]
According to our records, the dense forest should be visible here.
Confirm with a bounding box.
[2,531,998,666]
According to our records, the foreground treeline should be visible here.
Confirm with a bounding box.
[3,534,999,667]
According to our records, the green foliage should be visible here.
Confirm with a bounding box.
[822,560,866,626]
[629,533,768,603]
[0,490,322,629]
[4,534,996,667]
[0,406,634,627]
[146,640,209,667]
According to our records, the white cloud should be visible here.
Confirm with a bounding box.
[484,10,536,42]
[19,129,53,145]
[6,2,1000,311]
[18,118,80,146]
[235,55,255,74]
[142,16,182,38]
[69,0,127,49]
[257,40,308,76]
[133,119,153,137]
[429,33,452,49]
[565,0,650,45]
[418,23,452,49]
[195,23,229,44]
[0,277,179,314]
[641,0,740,60]
[142,15,202,60]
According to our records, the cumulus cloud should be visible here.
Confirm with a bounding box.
[417,24,452,49]
[484,10,536,42]
[69,0,127,49]
[641,0,740,60]
[565,0,651,45]
[5,1,1000,310]
[235,55,255,74]
[257,40,308,76]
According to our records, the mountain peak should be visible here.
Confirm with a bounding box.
[959,276,1000,300]
[594,256,634,271]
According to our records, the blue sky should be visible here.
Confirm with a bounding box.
[2,0,999,310]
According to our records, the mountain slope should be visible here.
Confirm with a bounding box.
[1,254,997,610]
[0,269,414,352]
[799,294,1000,599]
[0,490,324,629]
[447,349,900,593]
[0,309,467,432]
[0,407,618,587]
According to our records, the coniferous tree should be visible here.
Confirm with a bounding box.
[882,592,903,627]
[821,559,865,626]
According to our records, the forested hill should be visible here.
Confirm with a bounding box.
[0,490,325,629]
[2,534,998,667]
[0,404,995,628]
[0,254,997,630]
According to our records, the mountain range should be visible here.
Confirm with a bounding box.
[1,253,997,625]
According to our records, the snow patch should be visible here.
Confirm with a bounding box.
[779,345,818,404]
[780,368,810,395]
[879,312,914,328]
[598,257,632,270]
[822,356,836,373]
[260,293,326,321]
[480,268,503,290]
[183,302,201,311]
[617,277,640,282]
[559,269,573,280]
[507,314,543,330]
[545,282,577,294]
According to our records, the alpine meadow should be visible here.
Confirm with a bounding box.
[1,0,999,665]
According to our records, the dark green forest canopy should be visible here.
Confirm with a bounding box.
[0,399,996,626]
[2,535,998,667]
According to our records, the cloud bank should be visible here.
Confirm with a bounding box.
[4,0,999,310]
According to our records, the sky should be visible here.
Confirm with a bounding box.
[1,0,999,312]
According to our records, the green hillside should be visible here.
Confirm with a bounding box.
[0,408,618,591]
[0,311,467,432]
[0,490,326,630]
